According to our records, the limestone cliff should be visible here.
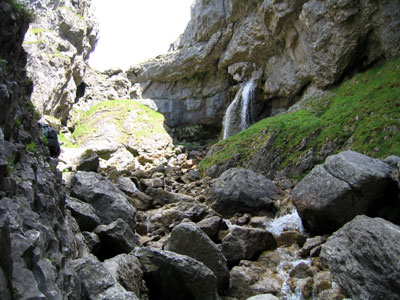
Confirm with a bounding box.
[22,0,99,123]
[128,0,400,138]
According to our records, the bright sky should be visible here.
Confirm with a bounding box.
[89,0,194,71]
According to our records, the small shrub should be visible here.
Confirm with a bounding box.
[42,135,48,145]
[0,58,7,74]
[6,158,16,175]
[25,142,37,154]
[13,118,21,129]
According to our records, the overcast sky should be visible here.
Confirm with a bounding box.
[89,0,194,71]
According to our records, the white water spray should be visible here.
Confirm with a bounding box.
[223,79,257,139]
[266,209,305,236]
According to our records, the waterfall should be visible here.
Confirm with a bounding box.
[240,79,256,131]
[223,79,257,139]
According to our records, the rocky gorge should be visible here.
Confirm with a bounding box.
[1,0,400,300]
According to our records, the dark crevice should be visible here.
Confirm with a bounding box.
[75,82,86,103]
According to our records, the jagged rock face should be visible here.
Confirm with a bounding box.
[0,2,84,298]
[128,0,400,137]
[23,0,99,123]
[320,215,400,300]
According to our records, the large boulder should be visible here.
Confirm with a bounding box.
[165,222,229,292]
[94,219,141,261]
[134,247,219,300]
[70,257,139,300]
[66,196,101,231]
[70,171,137,228]
[208,168,279,218]
[293,151,396,234]
[320,215,400,300]
[103,254,148,299]
[222,226,277,264]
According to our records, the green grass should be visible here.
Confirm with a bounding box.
[199,58,400,176]
[67,99,167,147]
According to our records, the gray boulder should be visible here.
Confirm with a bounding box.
[103,254,147,299]
[94,219,141,261]
[320,215,400,300]
[66,196,101,231]
[146,187,195,207]
[165,222,229,292]
[71,257,139,300]
[209,168,279,218]
[70,171,137,228]
[222,226,277,263]
[76,151,99,172]
[293,151,395,234]
[134,247,219,300]
[197,216,227,242]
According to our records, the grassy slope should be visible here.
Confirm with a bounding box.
[59,99,167,148]
[199,58,400,177]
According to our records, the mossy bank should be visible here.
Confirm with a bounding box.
[60,99,169,149]
[200,58,400,179]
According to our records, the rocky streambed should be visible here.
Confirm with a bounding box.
[54,132,400,300]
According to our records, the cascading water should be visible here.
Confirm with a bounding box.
[240,79,256,131]
[266,209,305,236]
[223,79,257,139]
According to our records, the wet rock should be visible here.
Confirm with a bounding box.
[289,262,314,279]
[276,230,306,248]
[229,262,281,299]
[293,151,395,234]
[134,247,219,300]
[165,222,229,292]
[95,219,141,261]
[209,168,279,218]
[222,226,277,264]
[66,196,101,231]
[313,271,333,294]
[70,171,137,227]
[300,236,327,258]
[103,254,148,299]
[320,215,400,300]
[197,216,226,242]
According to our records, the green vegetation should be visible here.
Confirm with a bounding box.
[5,0,34,21]
[29,27,50,34]
[199,58,400,176]
[25,100,41,120]
[13,118,21,129]
[65,99,167,147]
[0,58,7,74]
[6,158,16,175]
[42,135,48,145]
[25,142,37,154]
